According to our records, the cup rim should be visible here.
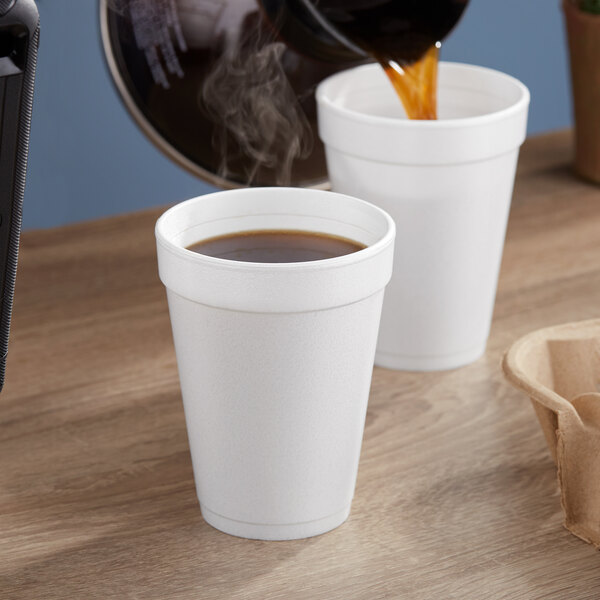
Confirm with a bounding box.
[316,61,530,129]
[155,187,396,272]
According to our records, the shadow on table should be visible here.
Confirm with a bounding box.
[0,386,323,600]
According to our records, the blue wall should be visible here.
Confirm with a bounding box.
[443,0,571,135]
[23,1,572,230]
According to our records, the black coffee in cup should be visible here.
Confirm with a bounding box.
[187,230,365,263]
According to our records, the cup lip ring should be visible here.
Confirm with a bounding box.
[316,61,531,129]
[155,187,396,272]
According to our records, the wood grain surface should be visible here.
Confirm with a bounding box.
[1,130,600,599]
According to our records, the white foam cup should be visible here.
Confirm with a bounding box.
[317,62,530,371]
[156,187,395,540]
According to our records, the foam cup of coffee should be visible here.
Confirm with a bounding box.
[317,62,530,371]
[155,187,395,540]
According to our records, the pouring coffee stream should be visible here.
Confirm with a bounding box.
[280,0,470,120]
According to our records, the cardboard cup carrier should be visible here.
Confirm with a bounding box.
[503,319,600,547]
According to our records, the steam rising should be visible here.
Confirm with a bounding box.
[200,25,314,185]
[107,0,314,186]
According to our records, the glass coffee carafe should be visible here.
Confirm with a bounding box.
[101,0,468,188]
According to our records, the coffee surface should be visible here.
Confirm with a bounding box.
[187,230,366,263]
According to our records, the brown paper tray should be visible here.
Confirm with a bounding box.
[503,318,600,547]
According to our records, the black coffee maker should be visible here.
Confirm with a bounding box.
[0,0,38,391]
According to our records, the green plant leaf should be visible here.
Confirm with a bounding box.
[581,0,600,14]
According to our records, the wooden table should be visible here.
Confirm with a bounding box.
[1,131,599,599]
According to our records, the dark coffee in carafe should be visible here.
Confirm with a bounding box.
[311,0,470,119]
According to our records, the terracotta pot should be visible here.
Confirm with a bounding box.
[563,0,600,183]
